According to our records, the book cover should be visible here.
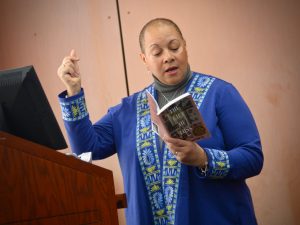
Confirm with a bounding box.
[146,90,210,141]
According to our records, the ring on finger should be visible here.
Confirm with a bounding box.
[175,151,178,156]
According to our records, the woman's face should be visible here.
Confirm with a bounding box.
[140,24,189,85]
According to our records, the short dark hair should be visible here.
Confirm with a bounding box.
[139,18,184,53]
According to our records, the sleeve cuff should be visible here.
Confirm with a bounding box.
[196,148,230,179]
[58,89,88,121]
[201,148,230,179]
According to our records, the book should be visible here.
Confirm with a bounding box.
[146,90,210,141]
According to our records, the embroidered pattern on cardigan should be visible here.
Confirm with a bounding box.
[60,95,88,121]
[206,148,230,178]
[136,73,215,225]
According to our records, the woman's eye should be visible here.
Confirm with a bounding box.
[153,51,161,56]
[170,45,179,51]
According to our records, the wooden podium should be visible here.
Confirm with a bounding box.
[0,131,126,225]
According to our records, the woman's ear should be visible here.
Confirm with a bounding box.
[140,53,147,65]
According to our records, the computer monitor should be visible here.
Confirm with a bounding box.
[0,65,67,150]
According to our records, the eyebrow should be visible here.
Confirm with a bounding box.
[169,39,180,44]
[149,44,160,49]
[149,39,180,49]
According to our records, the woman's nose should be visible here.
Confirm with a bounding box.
[163,50,175,63]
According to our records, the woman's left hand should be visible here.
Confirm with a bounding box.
[163,135,208,167]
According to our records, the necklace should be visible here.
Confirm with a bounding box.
[159,88,180,103]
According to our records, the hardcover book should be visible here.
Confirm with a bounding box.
[146,90,210,141]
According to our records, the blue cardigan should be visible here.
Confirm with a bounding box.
[59,72,263,225]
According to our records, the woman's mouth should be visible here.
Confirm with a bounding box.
[165,66,178,75]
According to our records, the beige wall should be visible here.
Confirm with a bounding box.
[1,1,299,225]
[0,0,127,223]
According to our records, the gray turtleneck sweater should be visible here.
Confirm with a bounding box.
[153,67,192,108]
[152,67,193,148]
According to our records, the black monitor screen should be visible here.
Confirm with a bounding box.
[0,65,67,150]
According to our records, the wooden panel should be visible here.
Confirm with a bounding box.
[15,211,102,225]
[0,132,120,225]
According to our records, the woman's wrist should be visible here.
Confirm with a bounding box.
[67,86,81,97]
[196,145,208,168]
[196,147,208,176]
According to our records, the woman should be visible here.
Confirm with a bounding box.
[57,18,263,225]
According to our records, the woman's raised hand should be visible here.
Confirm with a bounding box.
[57,49,81,96]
